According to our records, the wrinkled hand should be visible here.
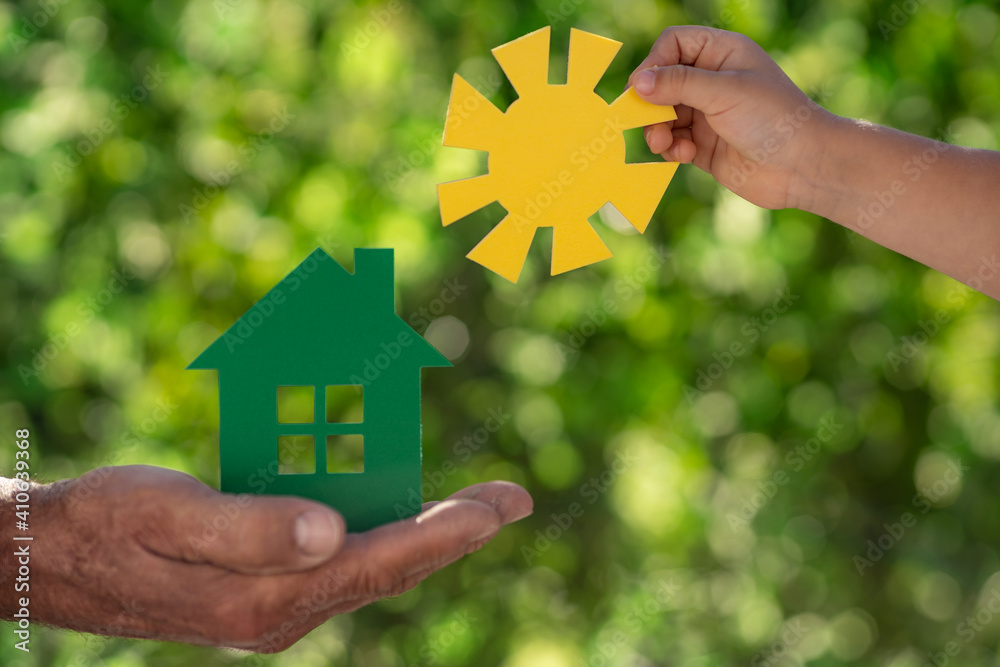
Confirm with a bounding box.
[627,26,837,210]
[4,465,531,652]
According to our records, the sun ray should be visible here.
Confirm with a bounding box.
[551,218,613,275]
[443,74,504,151]
[491,26,550,98]
[609,87,678,130]
[437,174,497,226]
[466,214,537,283]
[606,162,680,233]
[567,28,622,92]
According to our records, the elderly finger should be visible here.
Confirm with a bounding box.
[440,481,534,525]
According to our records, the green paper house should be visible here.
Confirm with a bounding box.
[188,247,450,531]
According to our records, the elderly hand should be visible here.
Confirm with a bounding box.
[0,465,532,652]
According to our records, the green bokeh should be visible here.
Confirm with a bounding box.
[2,0,1000,665]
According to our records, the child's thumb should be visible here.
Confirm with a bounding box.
[633,65,735,116]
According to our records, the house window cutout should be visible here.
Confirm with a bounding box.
[327,434,364,473]
[278,435,316,474]
[326,385,363,423]
[276,386,363,475]
[277,386,314,424]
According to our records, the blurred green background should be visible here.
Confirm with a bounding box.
[3,0,1000,665]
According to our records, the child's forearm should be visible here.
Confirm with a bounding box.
[804,115,1000,297]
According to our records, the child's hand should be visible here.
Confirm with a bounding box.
[628,26,1000,301]
[628,26,835,211]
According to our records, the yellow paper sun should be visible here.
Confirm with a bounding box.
[437,26,679,283]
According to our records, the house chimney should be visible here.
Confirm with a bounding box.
[353,248,394,304]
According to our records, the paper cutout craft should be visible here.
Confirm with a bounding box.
[188,248,451,532]
[437,26,679,283]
